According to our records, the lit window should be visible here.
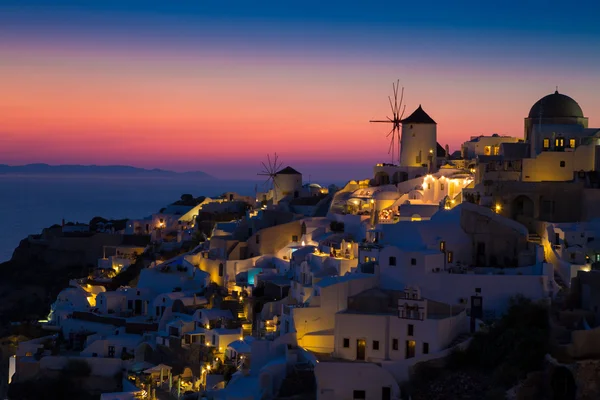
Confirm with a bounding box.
[570,139,576,148]
[484,146,491,156]
[440,241,446,252]
[493,146,500,155]
[447,251,454,263]
[543,139,550,149]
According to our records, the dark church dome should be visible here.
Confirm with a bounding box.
[528,91,584,119]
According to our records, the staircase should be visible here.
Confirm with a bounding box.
[528,233,542,245]
[446,333,471,349]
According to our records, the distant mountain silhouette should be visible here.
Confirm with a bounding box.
[0,163,214,179]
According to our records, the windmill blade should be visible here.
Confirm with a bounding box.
[400,104,406,119]
[386,127,395,137]
[369,120,392,123]
[393,82,398,115]
[261,161,270,173]
[388,96,394,114]
[398,86,405,115]
[388,134,395,154]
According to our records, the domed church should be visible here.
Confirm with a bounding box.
[524,90,589,141]
[521,90,600,182]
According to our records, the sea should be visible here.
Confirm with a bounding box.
[0,174,262,263]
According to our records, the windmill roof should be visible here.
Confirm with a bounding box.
[401,105,436,124]
[276,166,302,175]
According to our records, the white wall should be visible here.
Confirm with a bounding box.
[315,362,400,400]
[379,267,551,317]
[400,123,437,168]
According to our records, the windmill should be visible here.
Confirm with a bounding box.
[370,80,406,165]
[258,153,283,204]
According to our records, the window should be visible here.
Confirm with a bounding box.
[392,338,399,350]
[128,300,133,310]
[373,340,380,350]
[256,234,260,244]
[218,263,224,277]
[447,251,454,263]
[407,324,414,336]
[292,235,298,242]
[543,138,550,149]
[285,321,289,333]
[364,256,370,263]
[440,241,446,252]
[389,256,397,266]
[560,161,566,167]
[353,390,366,400]
[343,338,350,348]
[410,258,417,266]
[484,146,491,156]
[493,146,500,155]
[440,183,445,190]
[108,346,115,358]
[423,342,429,354]
[570,138,576,148]
[212,335,216,345]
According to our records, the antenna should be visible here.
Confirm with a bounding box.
[370,80,406,165]
[257,153,283,203]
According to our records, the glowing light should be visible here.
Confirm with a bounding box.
[347,243,351,249]
[301,240,305,246]
[429,149,433,154]
[370,199,374,204]
[423,183,428,189]
[451,199,456,204]
[206,324,210,329]
[495,204,502,213]
[239,336,243,341]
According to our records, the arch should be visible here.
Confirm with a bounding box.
[550,366,576,400]
[408,190,424,200]
[374,171,390,186]
[392,171,409,184]
[135,342,154,362]
[512,195,535,220]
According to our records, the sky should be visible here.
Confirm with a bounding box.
[1,1,600,181]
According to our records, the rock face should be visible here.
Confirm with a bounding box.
[574,360,600,400]
[0,228,137,328]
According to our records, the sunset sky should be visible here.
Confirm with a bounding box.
[1,1,599,180]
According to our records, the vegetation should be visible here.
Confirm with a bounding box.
[407,296,551,400]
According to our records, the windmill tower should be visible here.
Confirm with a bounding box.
[370,80,406,165]
[258,153,283,204]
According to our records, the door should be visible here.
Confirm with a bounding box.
[476,242,486,266]
[134,299,142,315]
[405,340,415,359]
[382,386,391,400]
[356,339,366,361]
